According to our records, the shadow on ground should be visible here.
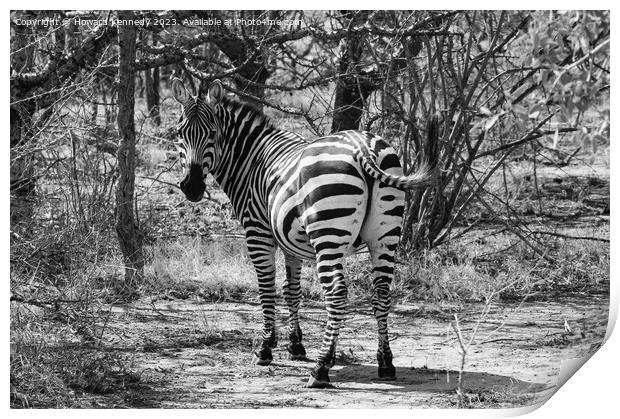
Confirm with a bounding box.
[332,364,552,396]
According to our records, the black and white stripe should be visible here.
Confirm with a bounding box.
[172,79,435,387]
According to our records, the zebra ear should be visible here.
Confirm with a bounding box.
[172,78,189,103]
[208,79,224,104]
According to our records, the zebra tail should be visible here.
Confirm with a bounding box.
[357,116,440,191]
[358,155,434,191]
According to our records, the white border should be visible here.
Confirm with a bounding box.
[5,4,617,418]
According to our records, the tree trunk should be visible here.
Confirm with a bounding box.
[331,74,375,132]
[330,11,376,133]
[145,67,160,125]
[115,11,144,294]
[145,34,161,126]
[10,17,37,234]
[10,106,35,234]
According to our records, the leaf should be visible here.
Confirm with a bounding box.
[484,114,501,131]
[479,106,493,117]
[528,110,541,119]
[482,111,505,131]
[552,129,559,150]
[580,36,590,54]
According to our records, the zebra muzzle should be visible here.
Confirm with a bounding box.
[180,164,206,202]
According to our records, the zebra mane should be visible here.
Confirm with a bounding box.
[219,95,276,131]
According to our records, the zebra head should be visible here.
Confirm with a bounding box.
[172,78,224,202]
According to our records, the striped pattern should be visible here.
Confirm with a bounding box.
[174,88,434,387]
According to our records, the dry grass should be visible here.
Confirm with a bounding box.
[11,334,141,408]
[139,221,609,307]
[10,256,141,408]
[145,237,257,300]
[396,224,609,303]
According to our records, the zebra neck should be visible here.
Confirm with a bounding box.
[210,105,285,216]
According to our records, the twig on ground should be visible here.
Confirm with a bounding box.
[531,231,609,243]
[451,314,467,408]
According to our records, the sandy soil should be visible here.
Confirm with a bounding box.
[84,293,608,409]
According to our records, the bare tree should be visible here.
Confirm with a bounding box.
[10,11,116,231]
[115,11,144,293]
[330,10,374,132]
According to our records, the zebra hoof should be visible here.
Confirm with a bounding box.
[377,365,397,381]
[305,375,333,389]
[287,343,309,361]
[306,365,331,388]
[254,348,273,366]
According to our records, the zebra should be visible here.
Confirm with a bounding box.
[171,78,436,388]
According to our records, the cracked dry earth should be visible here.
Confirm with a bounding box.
[92,295,608,408]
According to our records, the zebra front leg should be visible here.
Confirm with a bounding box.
[306,258,348,388]
[283,254,308,361]
[250,247,278,366]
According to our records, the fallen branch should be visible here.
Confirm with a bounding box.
[10,293,88,307]
[153,233,245,241]
[479,337,522,345]
[531,231,609,243]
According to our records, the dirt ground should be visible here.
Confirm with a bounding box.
[81,293,608,409]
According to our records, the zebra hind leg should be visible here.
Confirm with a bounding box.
[305,254,348,388]
[283,254,309,361]
[368,243,397,380]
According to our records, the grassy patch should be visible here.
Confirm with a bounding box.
[142,222,609,306]
[10,304,142,408]
[403,224,609,302]
[144,237,258,300]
